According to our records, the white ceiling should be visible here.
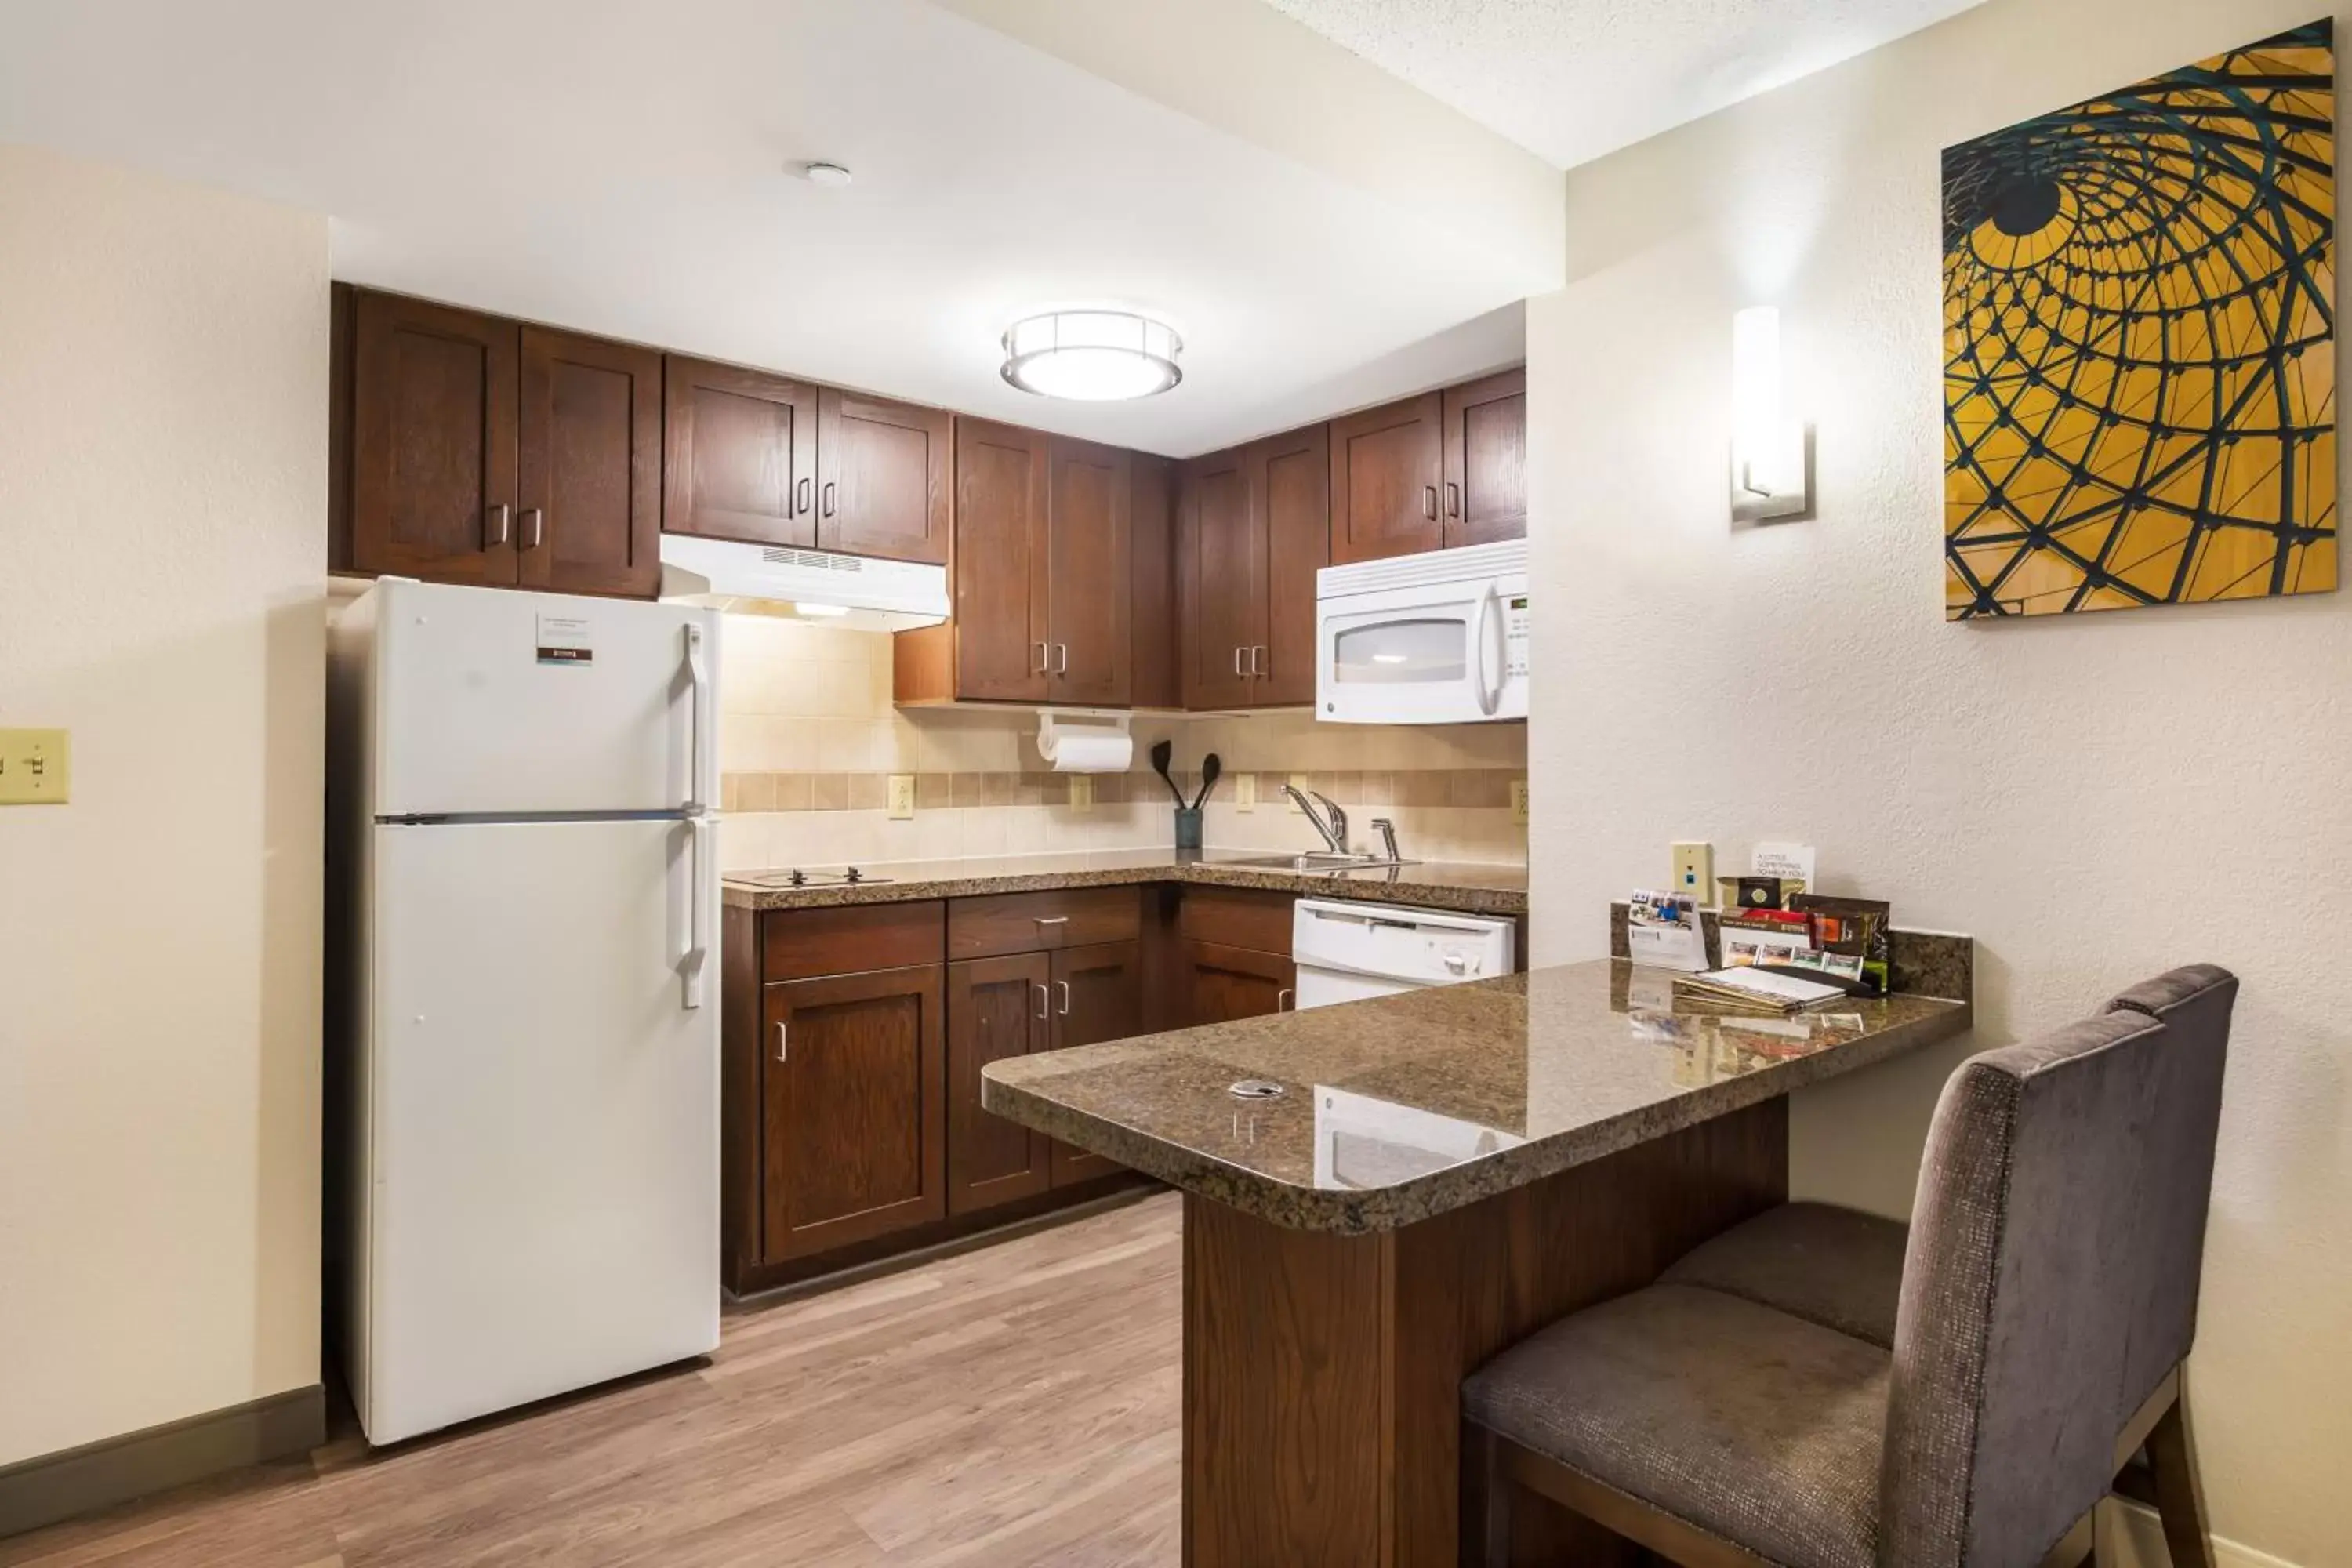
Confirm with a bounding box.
[1261,0,1986,169]
[0,0,1558,458]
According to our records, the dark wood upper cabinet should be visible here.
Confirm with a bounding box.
[1443,368,1527,549]
[1047,436,1133,707]
[1178,447,1258,710]
[349,292,520,586]
[517,326,662,598]
[946,953,1053,1216]
[818,388,950,564]
[1130,455,1179,711]
[662,355,818,549]
[1048,940,1142,1187]
[1252,423,1329,706]
[951,418,1052,702]
[1328,391,1444,565]
[760,964,946,1263]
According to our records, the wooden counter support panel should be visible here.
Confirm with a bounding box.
[1181,1098,1789,1567]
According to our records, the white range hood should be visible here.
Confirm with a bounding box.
[658,534,949,630]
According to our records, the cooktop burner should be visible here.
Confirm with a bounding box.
[735,866,895,888]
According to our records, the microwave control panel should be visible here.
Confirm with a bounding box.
[1504,595,1530,677]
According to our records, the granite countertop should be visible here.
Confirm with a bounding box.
[723,849,1528,916]
[982,959,1971,1235]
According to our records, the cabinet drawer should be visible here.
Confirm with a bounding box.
[761,901,945,982]
[949,887,1142,960]
[1178,887,1296,957]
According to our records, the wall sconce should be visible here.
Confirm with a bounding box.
[1730,307,1813,524]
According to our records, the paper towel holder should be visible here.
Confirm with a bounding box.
[1036,708,1132,771]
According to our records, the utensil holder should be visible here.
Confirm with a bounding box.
[1173,807,1203,851]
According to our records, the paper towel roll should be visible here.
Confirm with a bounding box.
[1040,731,1134,773]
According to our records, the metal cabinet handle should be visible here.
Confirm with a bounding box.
[520,507,546,550]
[1277,988,1295,1012]
[1252,645,1267,677]
[822,481,837,518]
[775,1020,788,1062]
[1033,641,1051,674]
[1034,983,1049,1020]
[1234,646,1247,677]
[796,477,811,516]
[485,502,512,548]
[1034,915,1069,927]
[1445,481,1461,518]
[1055,644,1069,675]
[1057,980,1071,1015]
[1422,485,1438,521]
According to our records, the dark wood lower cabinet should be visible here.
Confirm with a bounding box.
[946,952,1054,1215]
[1185,940,1296,1025]
[1048,940,1142,1187]
[760,964,946,1261]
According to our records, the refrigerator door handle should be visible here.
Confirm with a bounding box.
[683,622,713,813]
[681,818,713,1010]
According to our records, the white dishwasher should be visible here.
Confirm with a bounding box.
[1292,898,1522,1189]
[1291,897,1516,1008]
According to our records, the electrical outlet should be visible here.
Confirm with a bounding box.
[1069,774,1094,812]
[1509,779,1528,824]
[1671,840,1713,901]
[886,773,915,820]
[0,728,69,805]
[1236,772,1257,811]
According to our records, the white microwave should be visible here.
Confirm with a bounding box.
[1314,539,1528,724]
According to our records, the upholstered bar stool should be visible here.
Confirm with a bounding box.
[1462,965,2236,1568]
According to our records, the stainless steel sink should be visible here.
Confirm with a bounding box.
[1217,851,1419,875]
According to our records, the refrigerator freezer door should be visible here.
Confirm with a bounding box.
[372,579,719,818]
[363,818,719,1444]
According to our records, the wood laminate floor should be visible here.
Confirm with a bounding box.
[0,1195,1183,1568]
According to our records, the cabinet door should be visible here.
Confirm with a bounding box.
[1251,423,1329,706]
[1049,941,1143,1186]
[1178,448,1260,710]
[517,326,662,598]
[350,292,520,586]
[761,965,946,1262]
[1047,437,1133,707]
[953,419,1051,701]
[818,389,950,564]
[1443,368,1527,549]
[662,355,818,547]
[1185,941,1296,1025]
[1328,392,1444,565]
[1129,454,1180,711]
[946,953,1053,1216]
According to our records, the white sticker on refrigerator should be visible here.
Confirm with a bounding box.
[536,613,594,666]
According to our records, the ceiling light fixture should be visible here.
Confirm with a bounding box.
[1000,310,1182,401]
[802,162,854,187]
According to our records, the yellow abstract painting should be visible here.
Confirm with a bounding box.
[1944,22,2336,619]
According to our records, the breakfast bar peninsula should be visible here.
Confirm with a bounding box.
[982,947,1973,1565]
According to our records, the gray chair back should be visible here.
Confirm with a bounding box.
[1876,966,2236,1568]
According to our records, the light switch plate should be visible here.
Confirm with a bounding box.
[886,773,915,819]
[1509,780,1528,824]
[1236,772,1257,811]
[1069,775,1094,812]
[1671,840,1713,900]
[0,728,70,805]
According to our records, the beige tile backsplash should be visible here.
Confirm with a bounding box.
[716,614,1528,873]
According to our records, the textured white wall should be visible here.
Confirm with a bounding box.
[1526,2,2350,1564]
[0,143,328,1465]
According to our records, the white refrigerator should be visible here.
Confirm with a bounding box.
[328,578,721,1446]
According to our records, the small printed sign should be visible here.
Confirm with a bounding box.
[536,613,594,666]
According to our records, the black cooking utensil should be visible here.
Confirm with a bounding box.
[1149,739,1187,805]
[1190,753,1222,810]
